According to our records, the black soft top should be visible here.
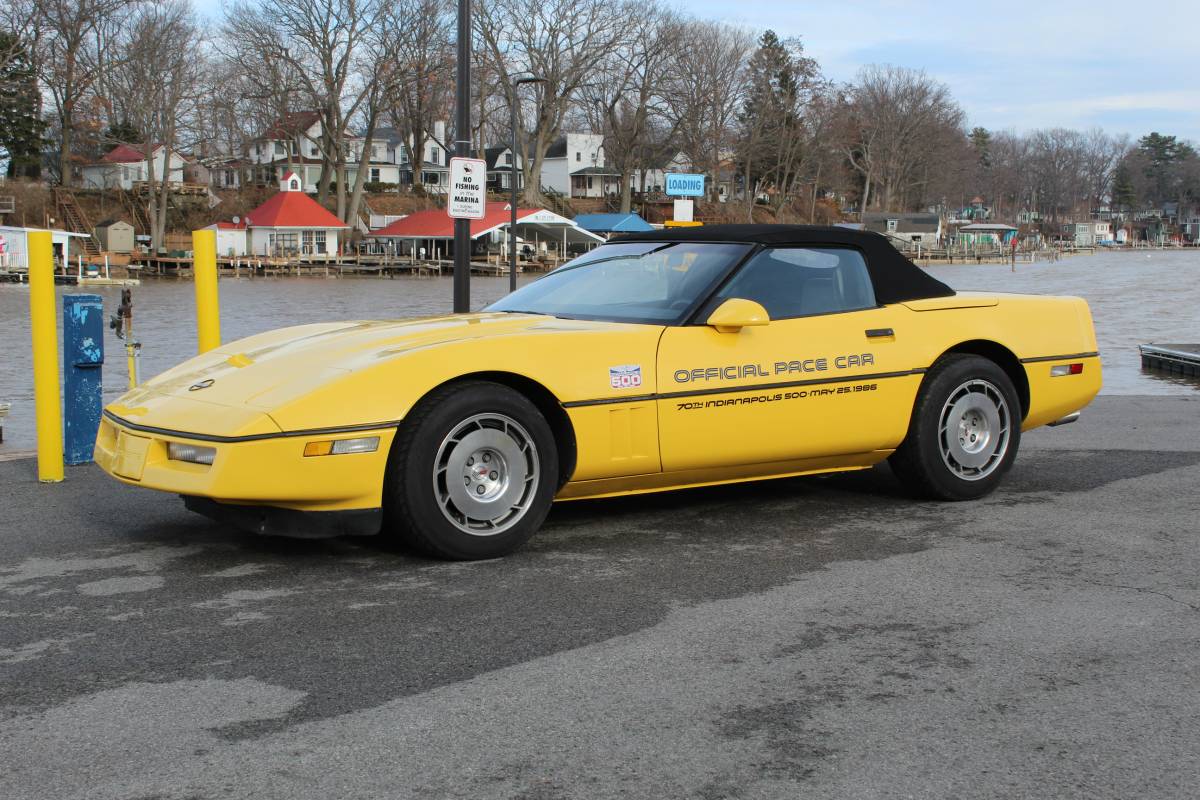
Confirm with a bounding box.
[612,224,954,305]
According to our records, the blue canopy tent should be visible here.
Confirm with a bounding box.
[573,212,655,235]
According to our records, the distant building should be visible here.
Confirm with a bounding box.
[540,133,620,198]
[632,150,694,194]
[862,212,942,247]
[484,145,525,193]
[244,112,444,192]
[374,122,451,192]
[1181,213,1200,243]
[957,223,1018,247]
[1062,221,1113,246]
[0,225,92,269]
[80,144,187,191]
[236,171,350,256]
[203,156,246,190]
[201,220,249,257]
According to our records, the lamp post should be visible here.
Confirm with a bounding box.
[509,75,545,292]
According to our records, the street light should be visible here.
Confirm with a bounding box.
[509,75,546,292]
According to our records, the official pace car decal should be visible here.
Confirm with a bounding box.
[609,364,643,390]
[672,352,875,383]
[670,352,885,411]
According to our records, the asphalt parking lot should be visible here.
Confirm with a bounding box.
[2,394,1199,799]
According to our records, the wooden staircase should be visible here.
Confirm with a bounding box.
[52,189,101,256]
[121,190,152,237]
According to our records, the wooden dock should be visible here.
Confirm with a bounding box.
[1140,344,1200,378]
[127,253,558,279]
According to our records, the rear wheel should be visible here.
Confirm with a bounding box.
[889,354,1021,501]
[383,381,558,559]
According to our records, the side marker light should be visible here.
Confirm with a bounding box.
[304,436,380,457]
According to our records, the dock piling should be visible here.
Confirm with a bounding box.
[192,229,222,354]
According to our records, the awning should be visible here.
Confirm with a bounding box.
[367,203,603,246]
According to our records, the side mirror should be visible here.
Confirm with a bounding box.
[706,298,770,333]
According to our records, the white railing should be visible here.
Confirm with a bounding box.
[0,251,29,271]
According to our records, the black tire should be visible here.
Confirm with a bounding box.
[889,354,1022,501]
[383,381,559,560]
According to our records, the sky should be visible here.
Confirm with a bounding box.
[192,0,1197,143]
[688,0,1197,142]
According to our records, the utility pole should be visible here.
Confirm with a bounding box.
[453,0,471,312]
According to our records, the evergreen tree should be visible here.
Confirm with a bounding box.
[1137,132,1199,206]
[737,30,814,206]
[969,126,992,169]
[1110,163,1137,213]
[103,119,142,146]
[0,32,46,179]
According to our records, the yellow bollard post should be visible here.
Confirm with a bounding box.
[192,229,221,353]
[28,230,64,483]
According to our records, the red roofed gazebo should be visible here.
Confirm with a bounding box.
[367,202,602,260]
[244,171,349,256]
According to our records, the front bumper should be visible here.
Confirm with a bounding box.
[95,413,398,515]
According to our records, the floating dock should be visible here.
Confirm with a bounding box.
[1140,344,1200,377]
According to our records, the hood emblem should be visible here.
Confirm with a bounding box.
[189,379,215,391]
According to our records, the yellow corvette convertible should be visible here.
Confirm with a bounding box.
[96,226,1101,559]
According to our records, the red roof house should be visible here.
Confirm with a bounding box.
[240,172,349,257]
[81,144,186,190]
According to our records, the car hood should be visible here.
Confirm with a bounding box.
[116,312,630,415]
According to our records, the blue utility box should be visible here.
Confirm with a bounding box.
[63,294,104,465]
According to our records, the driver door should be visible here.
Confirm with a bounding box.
[655,246,920,473]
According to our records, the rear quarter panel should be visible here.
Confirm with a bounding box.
[898,294,1101,429]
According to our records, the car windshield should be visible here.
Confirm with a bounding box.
[486,241,752,325]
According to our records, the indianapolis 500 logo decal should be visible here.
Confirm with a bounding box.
[609,364,643,389]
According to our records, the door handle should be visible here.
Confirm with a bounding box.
[865,328,895,338]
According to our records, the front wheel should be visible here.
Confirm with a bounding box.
[889,354,1021,501]
[383,381,559,559]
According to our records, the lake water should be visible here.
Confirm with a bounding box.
[1,249,1198,452]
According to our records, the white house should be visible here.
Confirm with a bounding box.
[484,145,526,193]
[80,144,187,191]
[245,112,442,192]
[1063,221,1113,246]
[1181,212,1200,243]
[632,151,694,194]
[863,213,943,247]
[242,171,349,256]
[540,133,620,198]
[375,121,451,192]
[203,156,245,190]
[0,225,92,270]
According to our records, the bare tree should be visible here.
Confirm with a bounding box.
[835,66,964,215]
[383,0,454,198]
[107,0,206,252]
[477,0,627,205]
[33,0,144,184]
[224,0,385,219]
[580,3,681,212]
[660,21,754,202]
[211,32,308,175]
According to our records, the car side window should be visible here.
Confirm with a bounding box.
[706,246,876,321]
